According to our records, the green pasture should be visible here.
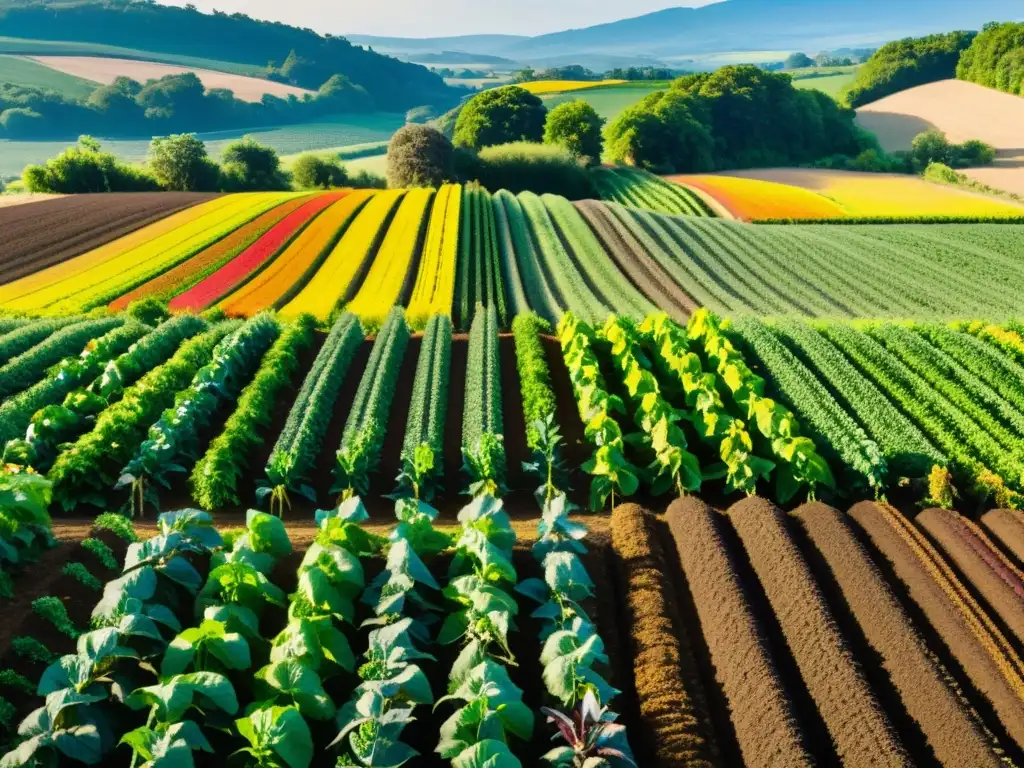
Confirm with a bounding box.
[0,54,98,99]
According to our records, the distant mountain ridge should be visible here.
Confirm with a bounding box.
[349,0,1024,67]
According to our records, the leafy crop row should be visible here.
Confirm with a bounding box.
[262,312,364,514]
[335,307,411,499]
[117,314,281,515]
[462,305,505,498]
[0,320,149,447]
[512,313,557,451]
[191,314,316,510]
[0,317,90,365]
[47,322,237,512]
[455,184,507,330]
[399,314,452,501]
[494,190,561,325]
[492,193,530,321]
[593,167,712,217]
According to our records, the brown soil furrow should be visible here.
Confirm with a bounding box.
[609,503,719,767]
[981,509,1024,569]
[727,497,909,766]
[918,508,1024,646]
[0,193,216,284]
[666,498,811,768]
[848,501,1024,748]
[793,502,1004,767]
[574,199,697,320]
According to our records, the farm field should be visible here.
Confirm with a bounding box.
[540,82,662,121]
[0,304,1023,766]
[518,78,627,94]
[5,189,1024,322]
[28,55,315,102]
[680,168,1024,220]
[0,113,406,176]
[791,69,857,97]
[856,79,1024,196]
[0,54,96,99]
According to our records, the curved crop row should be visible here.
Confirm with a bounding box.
[454,184,506,330]
[917,507,1024,645]
[848,501,1024,747]
[594,167,711,217]
[666,497,811,767]
[170,192,342,312]
[728,497,908,765]
[520,191,608,323]
[491,193,530,322]
[610,503,719,766]
[220,191,370,316]
[279,189,403,321]
[262,312,364,513]
[543,193,653,319]
[0,316,124,401]
[119,314,281,514]
[462,304,504,496]
[399,313,451,500]
[334,307,410,497]
[49,193,296,313]
[494,190,560,324]
[981,508,1024,567]
[0,317,89,365]
[108,195,312,310]
[771,321,944,479]
[823,323,1024,501]
[576,201,696,321]
[0,196,236,307]
[47,321,236,511]
[191,315,315,510]
[732,317,886,493]
[0,319,149,447]
[347,189,433,330]
[793,502,1004,767]
[12,314,208,474]
[406,184,462,329]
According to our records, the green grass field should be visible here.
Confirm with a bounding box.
[540,83,663,122]
[0,54,98,99]
[0,37,264,76]
[0,113,406,177]
[790,65,859,98]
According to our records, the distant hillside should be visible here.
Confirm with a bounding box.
[351,0,1024,68]
[0,0,459,110]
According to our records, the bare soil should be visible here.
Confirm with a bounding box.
[0,193,216,285]
[981,508,1024,569]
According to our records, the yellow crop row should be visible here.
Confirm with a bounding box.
[667,175,847,221]
[5,193,297,314]
[518,79,627,94]
[406,184,462,329]
[0,195,237,307]
[279,189,405,322]
[348,187,435,329]
[220,190,373,317]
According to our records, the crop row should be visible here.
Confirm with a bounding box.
[593,167,714,217]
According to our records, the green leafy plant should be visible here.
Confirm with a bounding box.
[0,669,34,696]
[236,705,313,768]
[462,305,506,497]
[10,637,55,665]
[80,538,118,571]
[93,512,139,542]
[31,596,78,639]
[62,562,102,591]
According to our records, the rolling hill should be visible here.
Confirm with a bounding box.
[856,79,1024,196]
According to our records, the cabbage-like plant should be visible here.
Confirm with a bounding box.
[542,689,636,768]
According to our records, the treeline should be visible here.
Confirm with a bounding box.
[957,22,1024,96]
[0,72,371,140]
[605,66,864,173]
[514,64,682,83]
[20,134,385,193]
[0,0,455,110]
[842,31,976,107]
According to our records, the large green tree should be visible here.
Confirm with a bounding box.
[543,100,605,165]
[221,137,288,190]
[386,124,455,188]
[453,86,547,150]
[957,22,1024,97]
[148,133,220,191]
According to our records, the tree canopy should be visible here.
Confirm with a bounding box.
[543,100,605,166]
[957,22,1024,97]
[453,86,547,151]
[386,124,455,188]
[841,31,976,107]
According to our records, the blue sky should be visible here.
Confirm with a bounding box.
[163,0,720,37]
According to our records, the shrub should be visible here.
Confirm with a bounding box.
[386,124,455,188]
[544,99,604,165]
[22,136,160,193]
[468,142,596,200]
[453,86,546,150]
[910,129,996,171]
[93,512,139,542]
[291,153,347,189]
[148,133,221,191]
[221,137,289,190]
[125,296,170,326]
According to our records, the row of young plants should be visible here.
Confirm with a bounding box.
[262,312,364,515]
[334,307,411,500]
[456,184,506,332]
[461,305,506,499]
[118,314,282,516]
